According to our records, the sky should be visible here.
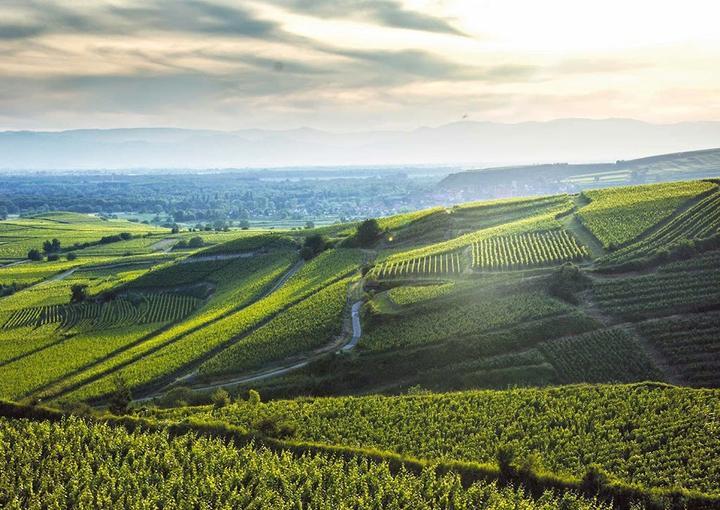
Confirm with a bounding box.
[1,0,719,132]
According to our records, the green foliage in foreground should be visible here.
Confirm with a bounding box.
[0,416,614,510]
[162,384,720,495]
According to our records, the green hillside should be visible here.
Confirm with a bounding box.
[2,178,720,508]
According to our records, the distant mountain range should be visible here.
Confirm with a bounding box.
[1,119,719,170]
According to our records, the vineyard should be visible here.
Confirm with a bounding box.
[576,181,715,249]
[371,251,464,278]
[362,289,573,351]
[161,384,720,495]
[602,187,720,263]
[538,328,662,383]
[199,277,350,375]
[593,267,720,319]
[58,249,362,402]
[637,312,720,387]
[386,282,455,306]
[2,293,201,330]
[0,416,612,510]
[470,229,587,269]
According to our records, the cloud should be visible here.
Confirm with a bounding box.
[0,23,45,40]
[271,0,465,35]
[0,0,284,40]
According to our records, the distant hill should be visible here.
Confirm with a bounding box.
[439,147,720,195]
[2,119,720,169]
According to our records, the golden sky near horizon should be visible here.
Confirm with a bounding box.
[1,0,719,130]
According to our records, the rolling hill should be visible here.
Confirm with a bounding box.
[2,177,720,508]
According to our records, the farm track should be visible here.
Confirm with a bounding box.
[136,297,364,401]
[132,267,360,400]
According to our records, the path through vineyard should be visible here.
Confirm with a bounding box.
[136,298,363,400]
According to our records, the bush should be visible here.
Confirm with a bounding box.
[120,232,132,240]
[108,374,132,415]
[211,388,231,409]
[158,386,198,407]
[27,248,42,261]
[188,236,204,248]
[300,246,315,261]
[70,284,88,303]
[46,253,60,261]
[356,219,382,247]
[66,252,77,261]
[247,389,261,405]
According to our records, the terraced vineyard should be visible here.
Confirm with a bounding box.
[593,267,720,319]
[470,229,587,269]
[159,384,720,496]
[603,187,720,264]
[371,251,463,278]
[0,416,612,510]
[637,313,720,387]
[577,181,715,249]
[539,328,662,383]
[363,289,574,351]
[2,293,201,330]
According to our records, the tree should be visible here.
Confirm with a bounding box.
[108,373,132,415]
[70,284,88,303]
[356,219,382,247]
[27,248,42,261]
[301,234,326,260]
[66,252,77,261]
[211,388,231,409]
[120,232,132,240]
[42,239,61,254]
[305,221,315,229]
[188,236,204,248]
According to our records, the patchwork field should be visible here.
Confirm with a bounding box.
[2,178,720,509]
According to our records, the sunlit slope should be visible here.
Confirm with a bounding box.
[156,383,720,496]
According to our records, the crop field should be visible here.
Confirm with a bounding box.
[199,277,351,375]
[593,267,720,319]
[371,251,464,278]
[577,181,715,249]
[637,312,720,387]
[386,282,455,306]
[0,212,165,259]
[602,187,720,263]
[1,178,720,509]
[160,384,720,495]
[0,325,162,400]
[57,249,362,401]
[362,289,573,351]
[2,293,200,330]
[539,328,662,383]
[35,253,299,402]
[470,229,588,270]
[0,416,612,510]
[384,204,573,265]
